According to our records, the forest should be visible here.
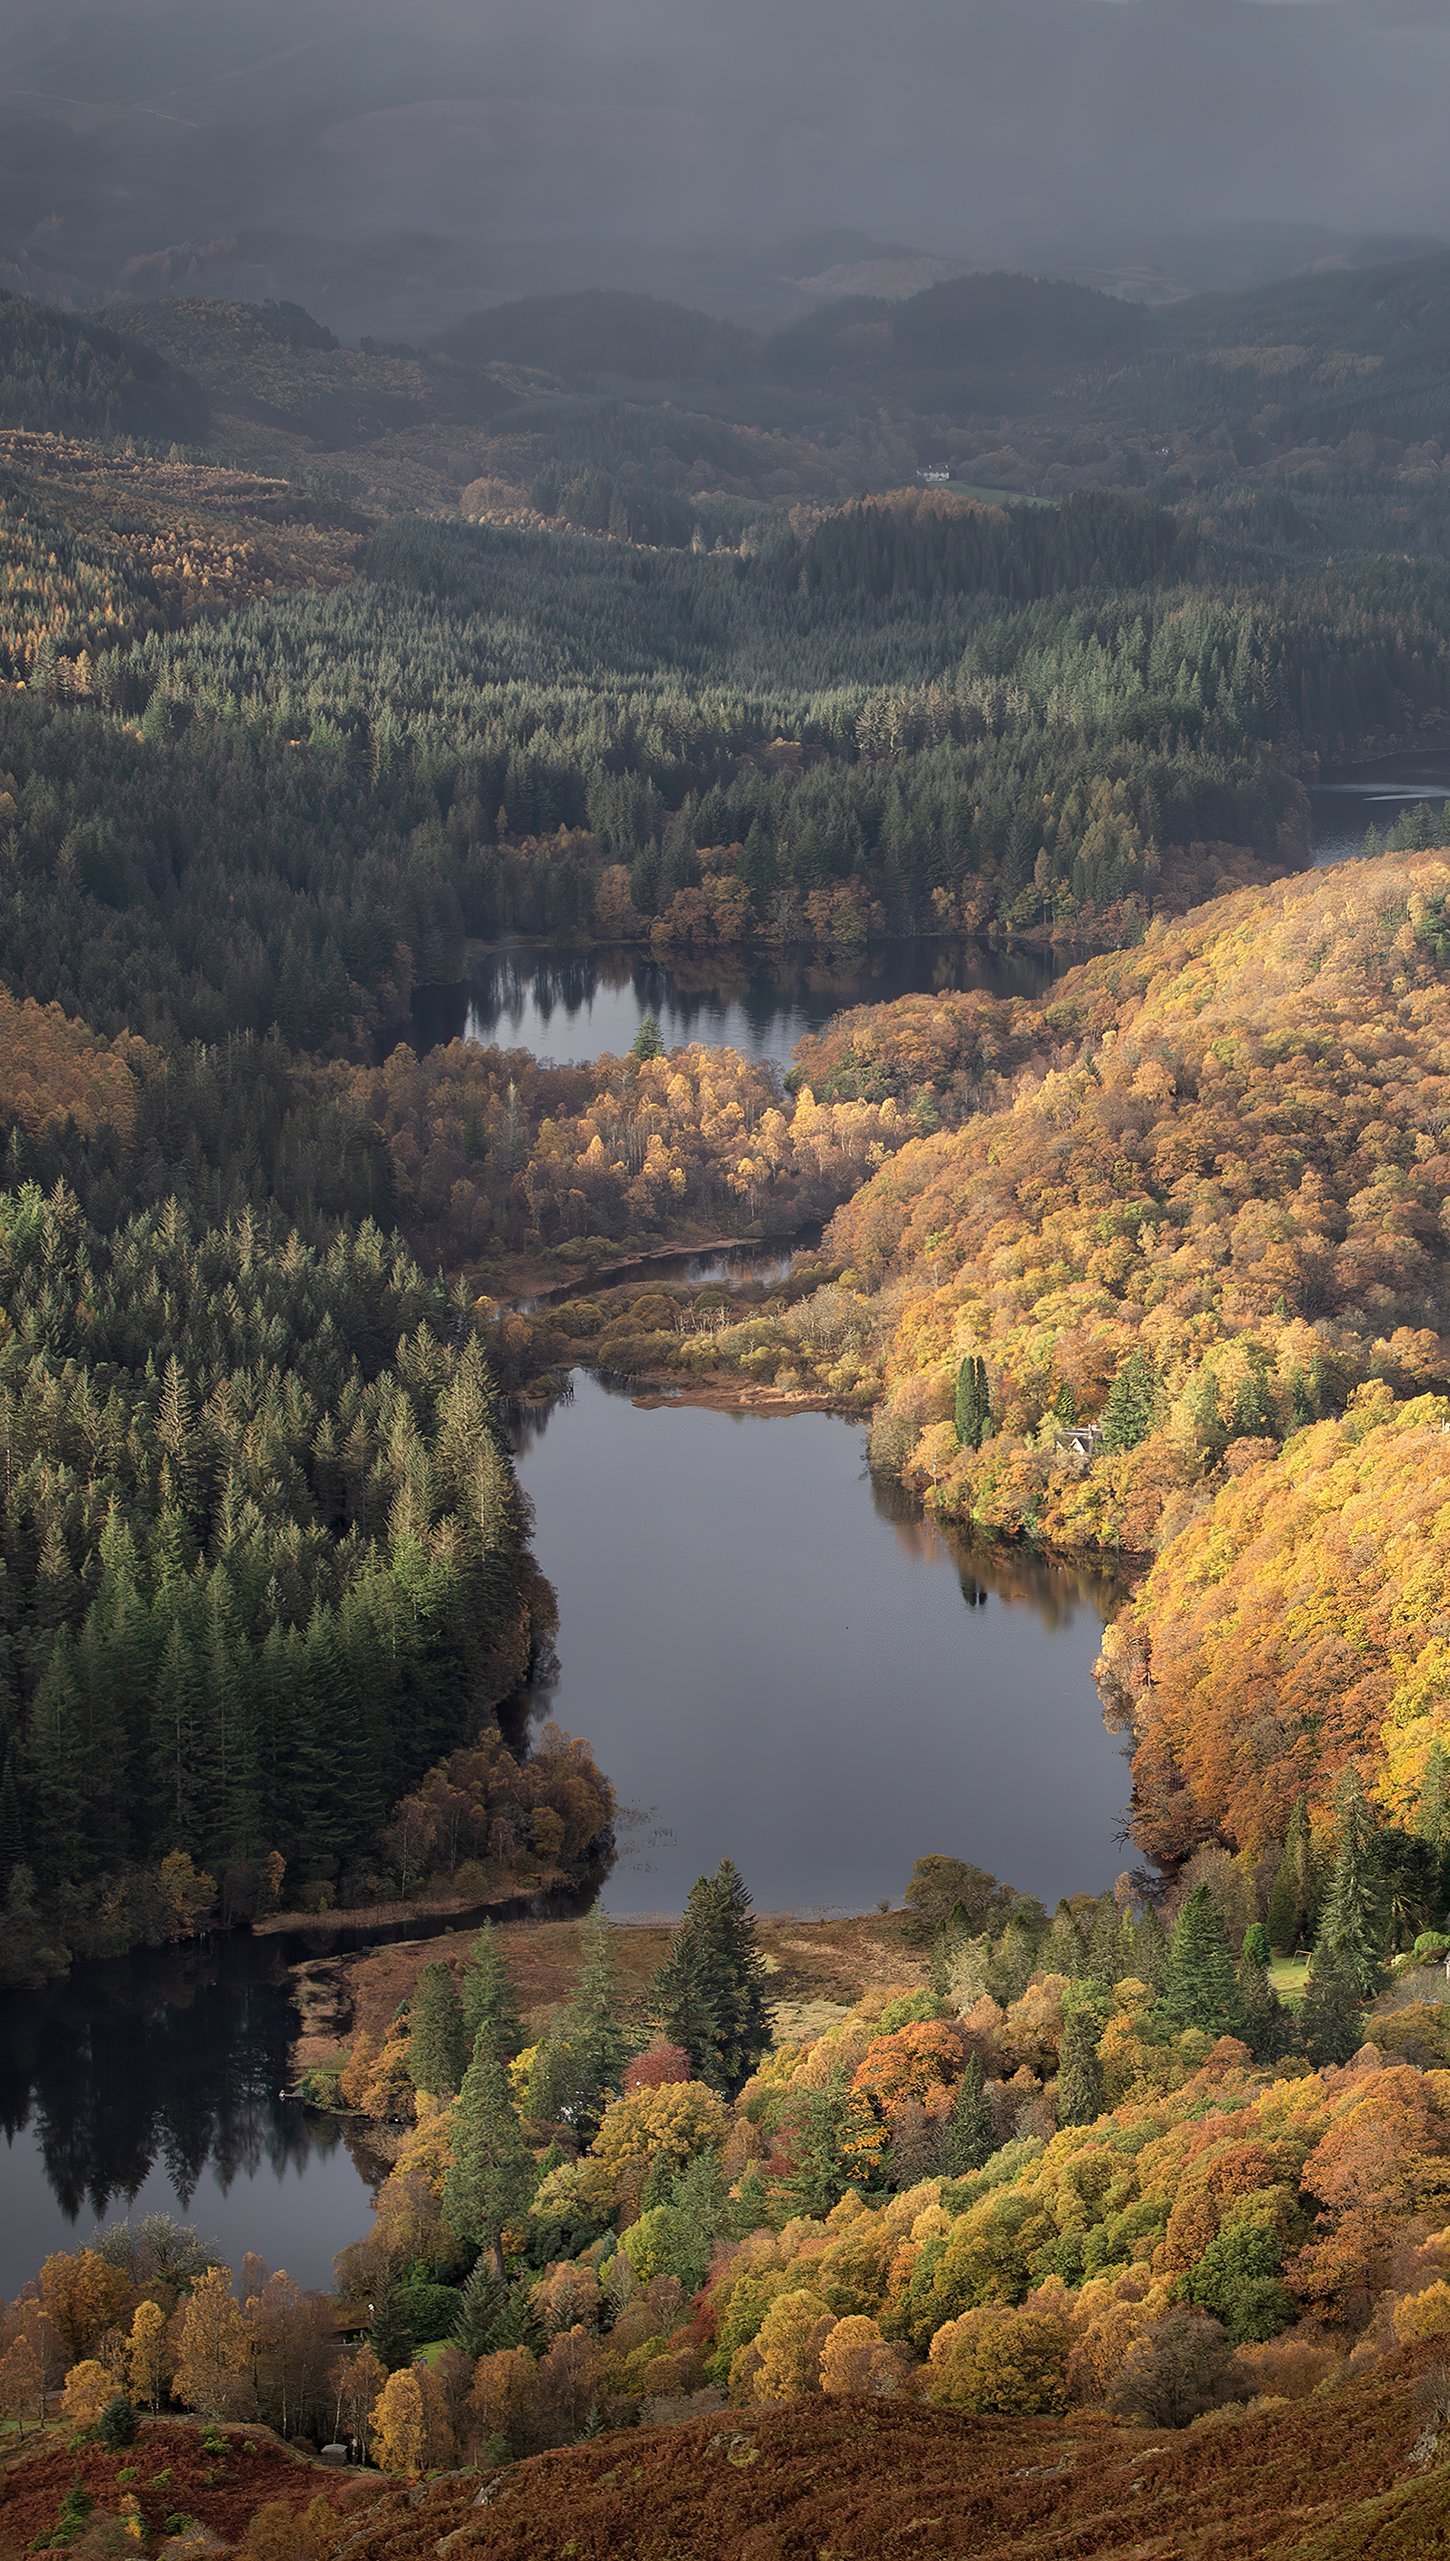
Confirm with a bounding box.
[9,1824,1450,2553]
[9,242,1450,2547]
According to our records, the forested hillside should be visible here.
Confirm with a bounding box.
[0,1185,612,1983]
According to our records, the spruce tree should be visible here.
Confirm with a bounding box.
[408,1961,467,2101]
[443,2028,533,2274]
[452,2258,510,2358]
[1418,1742,1450,1852]
[1099,1348,1159,1453]
[654,1860,772,2097]
[560,1908,629,2133]
[0,1751,23,1886]
[782,2069,850,2218]
[954,1354,991,1450]
[1056,2003,1105,2127]
[369,2284,414,2374]
[460,1923,525,2065]
[1317,1773,1388,1999]
[1300,1947,1365,2067]
[1267,1799,1318,1954]
[941,2052,995,2176]
[1236,1936,1289,2065]
[1160,1883,1243,2037]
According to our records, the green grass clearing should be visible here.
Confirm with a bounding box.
[1269,1955,1311,2005]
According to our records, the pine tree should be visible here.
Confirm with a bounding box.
[954,1354,991,1450]
[1160,1883,1243,2037]
[1236,1935,1289,2064]
[941,2052,995,2176]
[1099,1348,1159,1453]
[782,2069,851,2218]
[1300,1947,1365,2067]
[408,1961,467,2101]
[1418,1742,1450,1852]
[0,1750,24,1885]
[460,1923,525,2064]
[1267,1799,1318,1954]
[653,1860,772,2097]
[369,2285,415,2375]
[1055,2003,1105,2127]
[452,2259,510,2358]
[1316,1773,1388,1999]
[560,1908,629,2133]
[443,2027,533,2274]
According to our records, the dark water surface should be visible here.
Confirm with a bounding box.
[514,1373,1129,1920]
[1310,749,1450,868]
[0,1932,379,2296]
[415,937,1058,1070]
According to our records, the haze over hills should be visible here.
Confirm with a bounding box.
[1,0,1449,335]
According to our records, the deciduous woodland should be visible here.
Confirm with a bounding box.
[11,242,1450,2553]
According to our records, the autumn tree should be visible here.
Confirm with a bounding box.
[330,2342,385,2458]
[38,2250,133,2364]
[171,2266,256,2421]
[370,2364,426,2476]
[61,2358,116,2430]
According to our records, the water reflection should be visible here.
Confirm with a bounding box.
[514,1371,1130,1918]
[0,1935,381,2295]
[413,938,1059,1071]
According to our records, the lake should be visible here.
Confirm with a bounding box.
[0,1376,1129,2287]
[413,937,1058,1071]
[514,1372,1128,1919]
[1310,748,1450,867]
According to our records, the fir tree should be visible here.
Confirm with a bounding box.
[941,2051,995,2176]
[653,1859,772,2097]
[460,1923,525,2065]
[782,2068,851,2218]
[408,1961,467,2101]
[1300,1946,1365,2067]
[369,2284,414,2375]
[560,1908,630,2133]
[1055,2002,1105,2127]
[452,2259,510,2358]
[1236,1935,1289,2064]
[1160,1883,1243,2037]
[443,2027,533,2274]
[1267,1799,1318,1954]
[1099,1348,1159,1453]
[1419,1741,1450,1851]
[954,1354,991,1450]
[1317,1771,1388,1999]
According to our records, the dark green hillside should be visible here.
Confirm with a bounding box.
[437,288,760,388]
[0,292,209,446]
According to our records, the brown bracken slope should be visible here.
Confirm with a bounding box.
[333,2366,1450,2561]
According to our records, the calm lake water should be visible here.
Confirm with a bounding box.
[1310,749,1450,867]
[514,1373,1128,1920]
[0,1931,380,2296]
[414,937,1058,1070]
[0,1379,1127,2288]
